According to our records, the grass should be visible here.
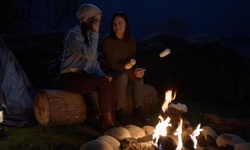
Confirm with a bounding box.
[0,100,249,150]
[0,124,101,150]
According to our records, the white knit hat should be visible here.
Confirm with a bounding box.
[76,4,102,23]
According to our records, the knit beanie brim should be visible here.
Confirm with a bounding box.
[76,4,102,23]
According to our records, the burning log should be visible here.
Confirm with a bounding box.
[154,135,176,150]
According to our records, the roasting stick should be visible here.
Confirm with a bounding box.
[124,48,171,71]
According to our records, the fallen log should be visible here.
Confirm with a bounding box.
[204,113,250,130]
[204,113,250,141]
[34,90,87,126]
[34,84,158,126]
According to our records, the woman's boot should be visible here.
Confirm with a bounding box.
[101,111,121,131]
[101,112,114,130]
[112,109,123,127]
[115,108,129,125]
[133,106,151,123]
[100,99,121,131]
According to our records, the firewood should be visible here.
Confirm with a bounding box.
[34,89,87,126]
[204,113,250,141]
[204,113,250,130]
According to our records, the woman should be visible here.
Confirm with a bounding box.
[101,11,150,124]
[56,4,120,131]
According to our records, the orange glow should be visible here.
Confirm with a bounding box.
[153,116,172,146]
[161,90,176,112]
[174,118,183,150]
[190,123,203,149]
[153,89,202,149]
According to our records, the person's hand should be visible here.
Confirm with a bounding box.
[105,75,112,81]
[91,20,100,32]
[134,68,145,78]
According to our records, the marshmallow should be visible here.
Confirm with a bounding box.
[159,48,171,58]
[125,59,136,69]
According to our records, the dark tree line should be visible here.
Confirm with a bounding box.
[0,0,88,34]
[0,0,25,33]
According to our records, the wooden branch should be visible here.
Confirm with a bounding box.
[204,113,250,141]
[204,113,250,130]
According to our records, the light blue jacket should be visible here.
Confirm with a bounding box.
[61,26,105,76]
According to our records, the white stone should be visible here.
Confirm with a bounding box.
[216,133,245,148]
[124,124,146,139]
[80,140,113,150]
[169,102,188,112]
[142,125,155,135]
[201,126,218,141]
[104,127,131,141]
[96,135,120,150]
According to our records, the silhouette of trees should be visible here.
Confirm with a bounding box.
[0,0,88,33]
[0,0,26,33]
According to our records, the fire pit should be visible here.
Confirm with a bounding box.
[80,90,250,150]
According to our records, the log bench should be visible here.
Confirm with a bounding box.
[34,84,159,126]
[34,90,87,126]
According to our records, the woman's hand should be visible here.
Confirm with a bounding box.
[92,21,100,32]
[134,68,145,78]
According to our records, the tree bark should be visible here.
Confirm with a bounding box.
[34,89,87,126]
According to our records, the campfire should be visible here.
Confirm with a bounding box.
[80,90,249,150]
[152,90,203,150]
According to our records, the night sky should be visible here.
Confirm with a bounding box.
[96,0,250,38]
[92,0,250,57]
[2,0,250,57]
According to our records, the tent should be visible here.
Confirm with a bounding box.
[0,37,37,127]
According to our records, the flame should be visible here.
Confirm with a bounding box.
[154,89,203,149]
[161,90,176,112]
[174,118,183,150]
[153,116,172,146]
[190,123,203,149]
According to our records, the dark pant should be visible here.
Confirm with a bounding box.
[55,72,116,113]
[105,70,144,110]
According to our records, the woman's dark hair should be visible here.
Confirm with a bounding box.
[80,22,89,44]
[80,16,99,44]
[109,11,131,40]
